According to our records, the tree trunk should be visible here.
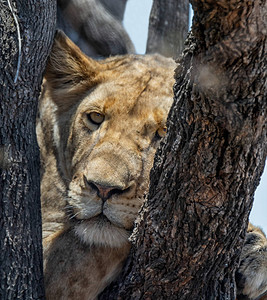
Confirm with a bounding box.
[146,0,189,57]
[0,1,56,299]
[100,0,266,299]
[57,0,135,58]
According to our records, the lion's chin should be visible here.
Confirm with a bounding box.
[74,215,130,248]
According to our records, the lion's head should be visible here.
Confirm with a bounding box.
[40,31,175,248]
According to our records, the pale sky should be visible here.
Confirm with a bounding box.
[124,0,266,233]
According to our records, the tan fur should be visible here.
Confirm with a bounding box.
[236,224,267,300]
[39,31,175,299]
[39,31,267,299]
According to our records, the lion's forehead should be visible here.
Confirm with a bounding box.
[79,79,173,126]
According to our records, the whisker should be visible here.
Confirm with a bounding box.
[63,205,75,210]
[68,190,93,198]
[69,211,80,220]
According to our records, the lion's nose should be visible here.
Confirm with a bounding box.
[84,177,127,201]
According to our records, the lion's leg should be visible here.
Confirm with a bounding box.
[43,228,130,300]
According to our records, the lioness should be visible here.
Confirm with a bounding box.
[38,31,267,300]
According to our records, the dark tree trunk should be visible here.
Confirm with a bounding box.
[146,0,189,57]
[100,0,266,299]
[0,1,56,299]
[57,0,135,58]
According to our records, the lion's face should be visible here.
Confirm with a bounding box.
[41,31,175,247]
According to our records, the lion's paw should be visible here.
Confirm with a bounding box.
[236,224,267,300]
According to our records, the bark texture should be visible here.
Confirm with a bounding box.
[0,1,56,299]
[57,0,135,58]
[146,0,189,57]
[100,0,266,299]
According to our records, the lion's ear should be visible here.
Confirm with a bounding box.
[44,30,101,110]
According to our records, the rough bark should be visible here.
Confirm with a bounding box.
[57,0,135,58]
[100,0,266,299]
[0,1,56,299]
[146,0,189,57]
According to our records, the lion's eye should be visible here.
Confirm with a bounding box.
[87,112,105,125]
[156,126,167,139]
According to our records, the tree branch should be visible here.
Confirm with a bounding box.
[146,0,189,57]
[0,0,56,298]
[57,0,134,57]
[100,0,266,299]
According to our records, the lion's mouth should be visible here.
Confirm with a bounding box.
[73,212,130,247]
[79,213,111,225]
[70,210,125,229]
